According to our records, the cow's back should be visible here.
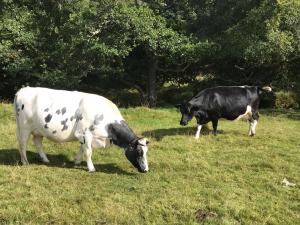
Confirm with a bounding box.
[15,87,123,142]
[191,86,259,120]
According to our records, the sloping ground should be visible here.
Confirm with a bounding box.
[0,103,299,224]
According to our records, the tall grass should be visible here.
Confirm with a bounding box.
[0,103,299,224]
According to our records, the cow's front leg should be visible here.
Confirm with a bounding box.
[75,130,95,172]
[74,145,83,165]
[212,120,218,135]
[82,132,96,172]
[195,124,202,139]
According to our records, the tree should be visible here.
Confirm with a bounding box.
[93,4,212,106]
[0,0,36,99]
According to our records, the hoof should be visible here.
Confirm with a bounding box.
[21,160,29,165]
[88,165,96,172]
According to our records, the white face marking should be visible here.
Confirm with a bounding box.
[195,125,202,139]
[137,138,149,172]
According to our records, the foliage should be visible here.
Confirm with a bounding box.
[0,0,299,106]
[275,91,299,109]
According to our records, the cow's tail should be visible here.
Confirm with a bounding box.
[258,86,272,94]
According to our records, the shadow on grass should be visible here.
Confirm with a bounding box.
[142,125,219,141]
[0,148,133,175]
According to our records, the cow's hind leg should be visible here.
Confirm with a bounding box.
[32,135,49,163]
[17,129,31,165]
[248,111,259,136]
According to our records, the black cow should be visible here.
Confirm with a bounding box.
[176,86,272,138]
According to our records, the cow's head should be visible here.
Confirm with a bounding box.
[176,101,198,126]
[125,138,149,173]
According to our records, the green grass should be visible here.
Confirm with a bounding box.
[0,103,299,225]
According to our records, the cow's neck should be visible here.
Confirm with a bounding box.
[106,120,138,148]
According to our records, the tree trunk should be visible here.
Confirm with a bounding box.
[147,55,158,107]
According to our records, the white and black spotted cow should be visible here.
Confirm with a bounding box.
[176,86,272,139]
[14,87,149,172]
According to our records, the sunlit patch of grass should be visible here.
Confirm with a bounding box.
[0,103,299,224]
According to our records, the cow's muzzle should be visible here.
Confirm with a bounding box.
[138,168,148,173]
[180,121,188,126]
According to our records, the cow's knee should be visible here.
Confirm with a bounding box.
[248,118,258,136]
[77,131,95,172]
[74,146,83,165]
[212,120,218,135]
[84,147,95,172]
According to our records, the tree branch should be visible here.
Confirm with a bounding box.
[115,78,146,97]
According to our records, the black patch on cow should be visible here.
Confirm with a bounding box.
[89,125,95,131]
[44,108,49,112]
[75,114,83,122]
[70,116,74,121]
[106,121,147,172]
[44,124,48,129]
[94,114,104,125]
[52,130,57,134]
[56,109,61,115]
[106,121,138,148]
[61,107,67,115]
[61,118,68,131]
[45,114,52,123]
[21,104,24,110]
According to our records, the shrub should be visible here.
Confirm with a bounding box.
[275,91,299,109]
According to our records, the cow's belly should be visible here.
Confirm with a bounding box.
[31,119,77,142]
[222,105,252,121]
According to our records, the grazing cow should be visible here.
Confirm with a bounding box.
[177,86,272,139]
[14,87,149,173]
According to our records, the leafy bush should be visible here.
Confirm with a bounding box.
[275,91,299,109]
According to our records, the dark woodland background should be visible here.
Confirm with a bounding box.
[1,0,299,108]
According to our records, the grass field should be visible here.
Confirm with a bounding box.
[0,103,299,225]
